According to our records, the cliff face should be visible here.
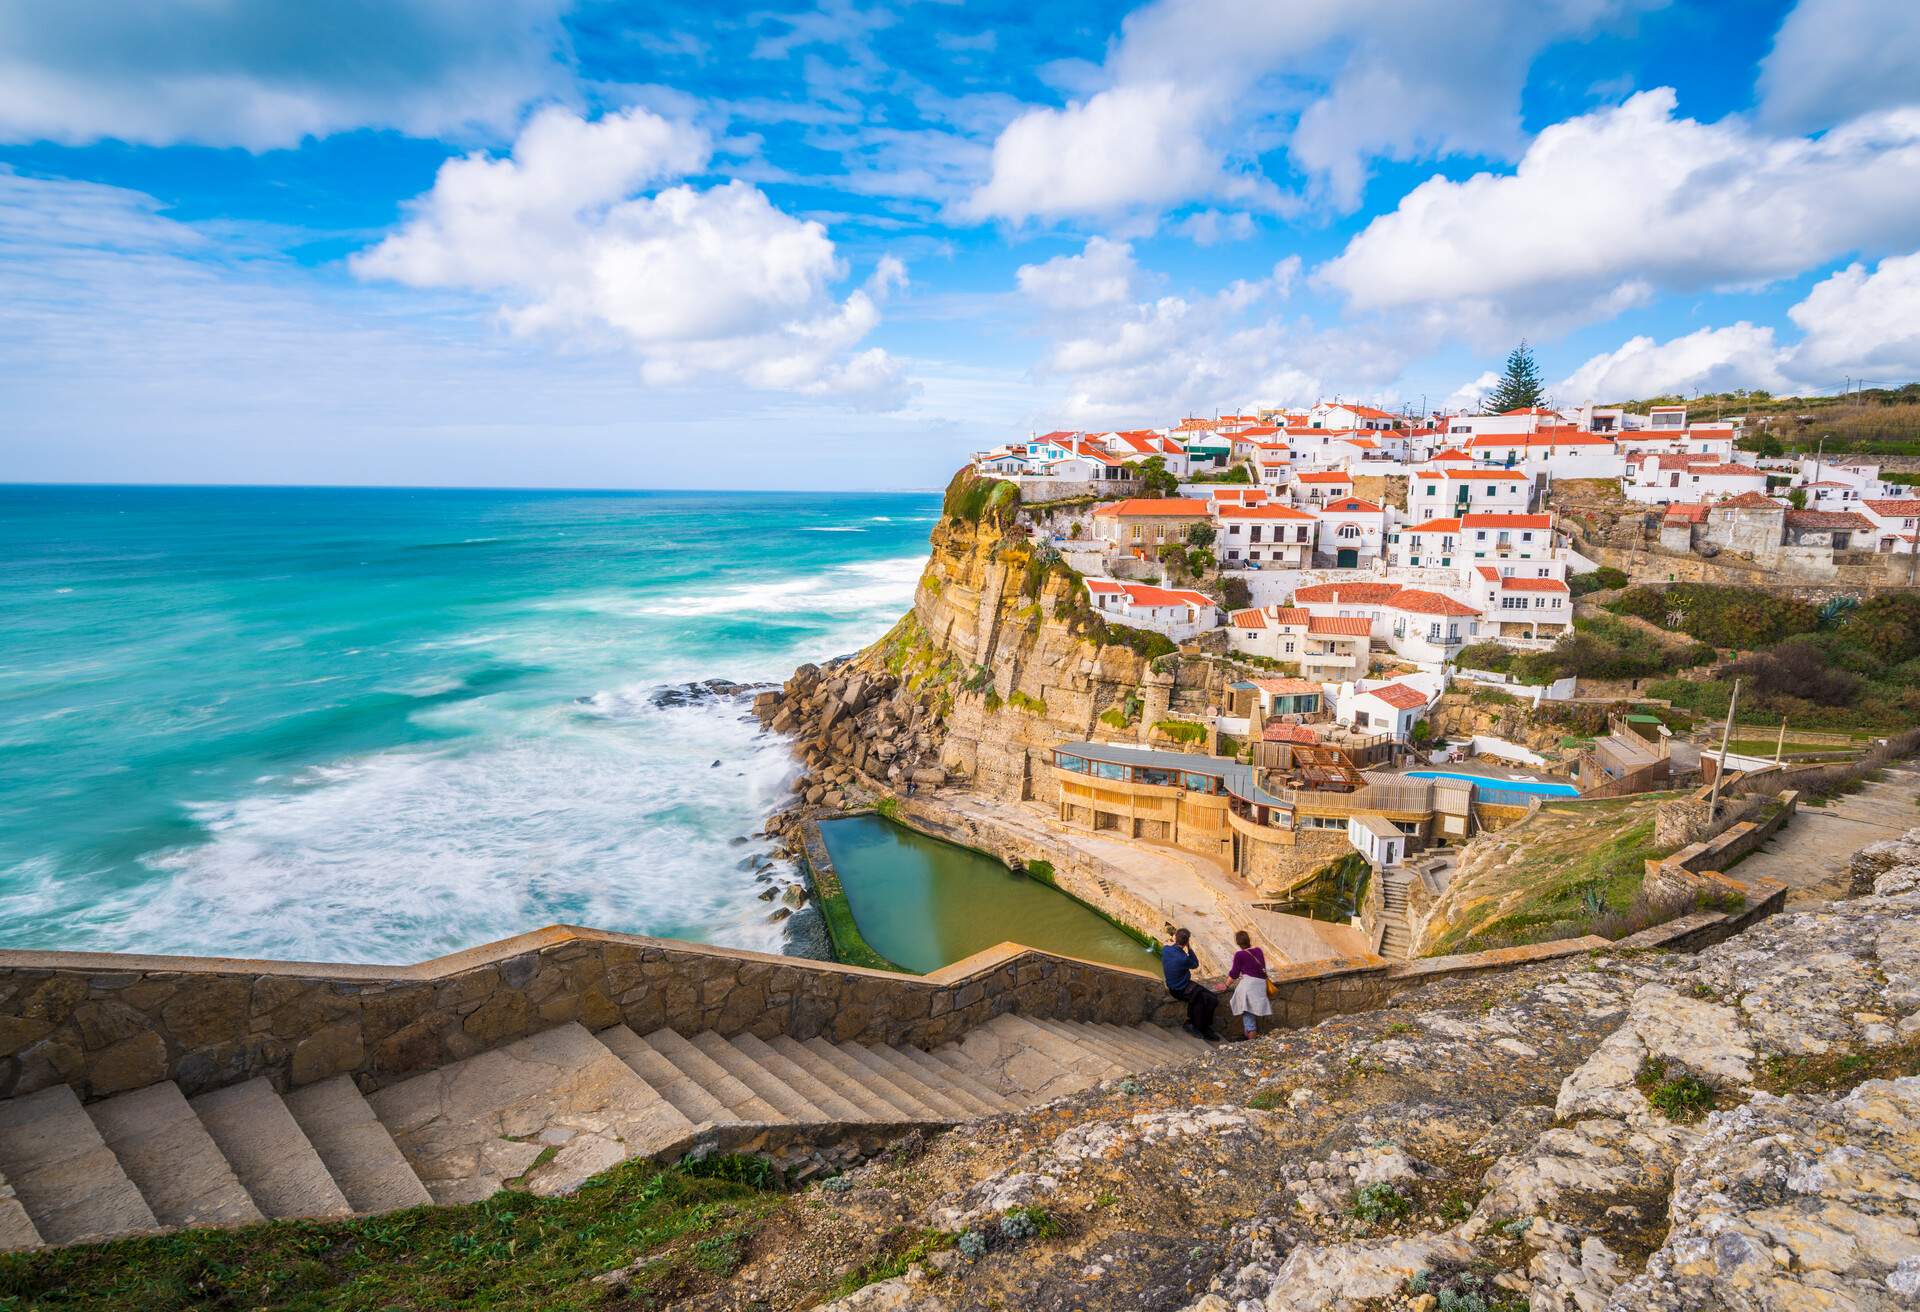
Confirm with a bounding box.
[760,475,1251,810]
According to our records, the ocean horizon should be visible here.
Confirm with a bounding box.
[0,483,938,964]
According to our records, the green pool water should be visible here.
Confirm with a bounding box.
[816,815,1155,975]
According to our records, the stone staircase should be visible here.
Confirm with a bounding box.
[0,1013,1205,1252]
[1377,867,1412,960]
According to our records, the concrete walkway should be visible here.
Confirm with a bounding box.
[1734,766,1920,903]
[931,793,1369,973]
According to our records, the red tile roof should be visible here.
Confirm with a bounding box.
[1364,682,1429,710]
[1403,517,1463,534]
[1664,502,1710,523]
[1785,510,1875,531]
[1254,677,1324,696]
[1229,608,1268,629]
[1430,448,1475,461]
[1091,497,1211,517]
[1117,583,1214,608]
[1323,496,1384,513]
[1296,470,1354,484]
[1293,581,1402,604]
[1494,576,1570,593]
[1217,504,1316,521]
[1386,589,1481,616]
[1864,499,1920,515]
[1262,723,1320,744]
[1461,513,1552,529]
[1416,469,1530,481]
[1309,616,1373,636]
[1715,492,1784,510]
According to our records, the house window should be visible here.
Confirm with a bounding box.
[1427,622,1442,642]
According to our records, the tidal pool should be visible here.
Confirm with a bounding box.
[816,814,1155,975]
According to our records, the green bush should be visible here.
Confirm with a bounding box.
[1454,642,1513,673]
[1350,1183,1413,1224]
[942,468,1019,528]
[1568,566,1629,596]
[1153,719,1207,746]
[1637,1059,1717,1122]
[1098,622,1177,659]
[1606,582,1819,651]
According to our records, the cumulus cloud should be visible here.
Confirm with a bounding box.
[967,0,1657,223]
[1014,237,1139,312]
[1554,250,1920,401]
[0,0,571,149]
[1014,249,1403,424]
[1757,0,1920,132]
[1443,371,1500,414]
[352,106,909,400]
[1319,89,1920,339]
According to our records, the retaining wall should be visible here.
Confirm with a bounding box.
[0,928,1183,1105]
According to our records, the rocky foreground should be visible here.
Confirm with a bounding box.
[661,830,1920,1312]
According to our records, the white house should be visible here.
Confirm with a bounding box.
[1411,469,1533,515]
[1860,498,1920,553]
[1310,402,1400,431]
[1469,568,1572,641]
[1314,495,1388,567]
[1292,469,1354,505]
[1215,503,1317,568]
[1084,579,1218,640]
[1625,453,1769,505]
[1465,428,1622,478]
[1225,606,1371,680]
[1388,516,1466,569]
[1337,680,1432,741]
[1380,589,1484,665]
[1347,814,1408,866]
[1440,407,1569,438]
[1457,512,1557,563]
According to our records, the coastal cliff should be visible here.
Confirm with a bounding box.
[755,471,1248,814]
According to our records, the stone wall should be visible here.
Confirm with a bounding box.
[0,927,1184,1106]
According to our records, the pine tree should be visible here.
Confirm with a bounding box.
[1484,341,1546,413]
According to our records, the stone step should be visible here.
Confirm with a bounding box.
[1148,1022,1214,1057]
[190,1078,353,1221]
[367,1022,693,1204]
[87,1082,261,1230]
[730,1034,868,1122]
[885,1045,1013,1117]
[954,1016,1086,1104]
[284,1076,433,1216]
[596,1025,733,1128]
[1027,1018,1143,1074]
[0,1085,156,1247]
[799,1038,940,1120]
[639,1029,780,1122]
[1104,1022,1197,1064]
[835,1043,971,1121]
[0,1165,41,1253]
[770,1037,907,1122]
[1084,1022,1172,1066]
[689,1032,825,1123]
[988,1014,1127,1089]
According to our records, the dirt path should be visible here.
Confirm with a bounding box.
[1734,765,1920,901]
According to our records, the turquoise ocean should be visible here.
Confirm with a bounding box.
[0,485,936,964]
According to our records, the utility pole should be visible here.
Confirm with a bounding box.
[1708,677,1741,820]
[1775,716,1787,765]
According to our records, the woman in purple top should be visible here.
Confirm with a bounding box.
[1226,929,1272,1041]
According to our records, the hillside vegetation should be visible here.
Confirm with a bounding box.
[1602,383,1920,457]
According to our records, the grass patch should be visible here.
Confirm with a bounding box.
[1755,1039,1920,1097]
[829,1229,956,1298]
[1246,1087,1288,1111]
[0,1156,782,1312]
[1151,718,1207,746]
[1636,1058,1718,1123]
[874,796,902,821]
[1098,706,1130,730]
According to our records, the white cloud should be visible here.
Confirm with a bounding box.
[1786,251,1920,379]
[964,83,1226,223]
[1014,237,1139,312]
[1014,249,1406,425]
[0,0,571,149]
[352,106,909,400]
[1555,324,1790,404]
[967,0,1658,223]
[1554,249,1920,401]
[1443,371,1500,414]
[1757,0,1920,132]
[1319,90,1920,339]
[1177,210,1256,245]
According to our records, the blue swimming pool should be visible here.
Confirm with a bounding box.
[1406,770,1579,798]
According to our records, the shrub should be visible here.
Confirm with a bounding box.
[1725,638,1863,707]
[1186,522,1216,547]
[1153,719,1207,746]
[1568,565,1630,596]
[1606,582,1818,651]
[1454,642,1513,673]
[1098,622,1177,659]
[942,468,1018,529]
[874,796,902,821]
[1221,576,1253,610]
[1008,690,1048,714]
[1350,1183,1412,1224]
[997,1206,1060,1241]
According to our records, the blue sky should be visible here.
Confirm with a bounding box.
[3,0,1919,490]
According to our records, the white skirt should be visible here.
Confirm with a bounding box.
[1230,973,1273,1017]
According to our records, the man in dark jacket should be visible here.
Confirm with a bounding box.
[1160,928,1219,1041]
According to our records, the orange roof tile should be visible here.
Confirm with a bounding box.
[1323,496,1384,513]
[1386,589,1480,616]
[1403,517,1463,534]
[1296,470,1353,484]
[1091,497,1211,518]
[1461,513,1552,529]
[1364,683,1429,710]
[1254,677,1324,696]
[1308,616,1373,637]
[1293,581,1401,604]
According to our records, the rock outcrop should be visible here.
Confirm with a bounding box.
[667,826,1920,1312]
